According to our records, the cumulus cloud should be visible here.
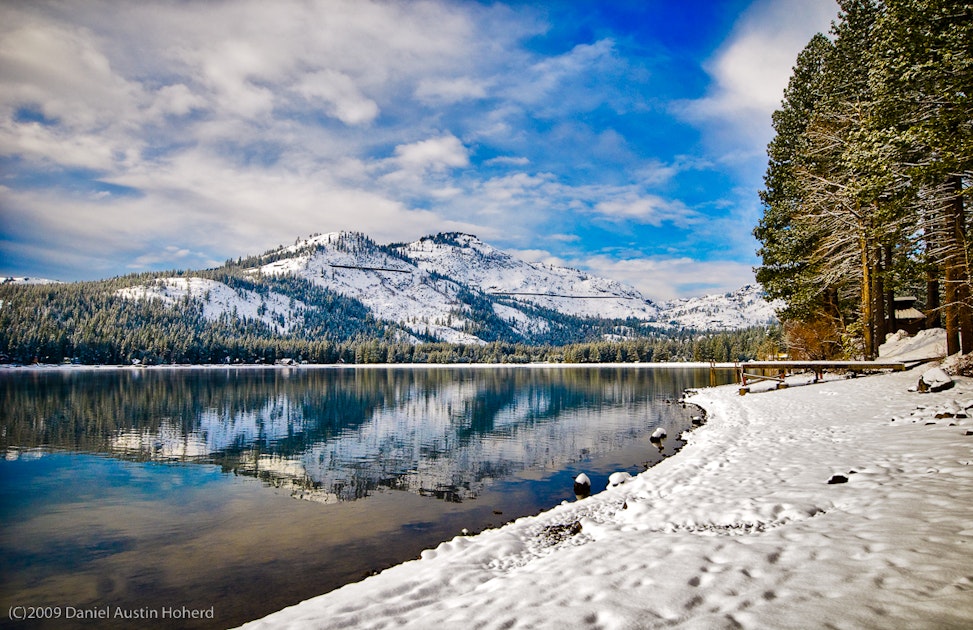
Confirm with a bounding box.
[509,248,569,268]
[0,121,116,170]
[678,0,837,152]
[0,0,511,271]
[415,77,488,104]
[129,246,215,271]
[484,156,530,167]
[0,18,141,129]
[295,70,379,125]
[592,193,699,227]
[0,0,826,301]
[147,84,206,119]
[579,255,757,302]
[392,135,470,173]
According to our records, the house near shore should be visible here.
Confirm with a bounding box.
[892,296,926,335]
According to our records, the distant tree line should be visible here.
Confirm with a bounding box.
[0,278,780,365]
[755,0,971,359]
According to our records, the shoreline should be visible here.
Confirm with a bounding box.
[238,364,973,629]
[0,360,739,372]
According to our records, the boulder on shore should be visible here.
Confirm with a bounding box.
[573,473,591,498]
[917,367,954,393]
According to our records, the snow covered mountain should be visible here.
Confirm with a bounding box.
[396,233,658,321]
[1,276,60,285]
[250,231,660,343]
[115,231,777,344]
[254,232,484,344]
[659,285,780,331]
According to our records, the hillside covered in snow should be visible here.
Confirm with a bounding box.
[0,231,781,364]
[659,285,779,330]
[120,231,776,345]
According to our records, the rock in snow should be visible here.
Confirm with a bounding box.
[918,367,954,393]
[607,471,632,487]
[649,427,667,441]
[572,473,591,498]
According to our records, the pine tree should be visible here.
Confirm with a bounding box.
[756,0,971,358]
[871,0,972,353]
[756,33,834,321]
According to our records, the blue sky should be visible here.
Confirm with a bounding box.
[0,0,837,300]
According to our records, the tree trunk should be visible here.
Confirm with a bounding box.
[860,227,875,359]
[885,245,896,335]
[943,176,971,355]
[944,260,959,355]
[947,176,972,354]
[926,272,941,329]
[874,245,887,343]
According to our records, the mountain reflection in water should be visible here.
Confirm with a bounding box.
[2,366,724,503]
[1,366,733,629]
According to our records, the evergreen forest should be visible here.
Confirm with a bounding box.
[0,275,780,366]
[755,0,972,359]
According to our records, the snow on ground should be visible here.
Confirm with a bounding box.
[879,328,948,363]
[240,360,973,628]
[1,276,60,285]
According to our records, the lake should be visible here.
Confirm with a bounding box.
[0,365,731,629]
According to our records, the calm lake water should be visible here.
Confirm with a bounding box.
[0,366,730,629]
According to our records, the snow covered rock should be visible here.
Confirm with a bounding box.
[650,427,667,442]
[941,351,973,377]
[608,471,632,487]
[573,473,591,498]
[917,367,954,393]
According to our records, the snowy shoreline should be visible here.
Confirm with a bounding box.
[238,355,973,628]
[0,361,739,371]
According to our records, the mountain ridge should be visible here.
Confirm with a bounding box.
[209,230,776,343]
[4,230,778,349]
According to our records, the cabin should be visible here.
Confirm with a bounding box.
[892,296,926,335]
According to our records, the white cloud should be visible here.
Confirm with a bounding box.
[484,156,530,167]
[196,40,277,118]
[0,18,142,129]
[509,248,568,268]
[0,120,117,170]
[147,84,206,119]
[0,1,513,261]
[415,77,488,104]
[678,0,837,152]
[510,39,617,108]
[4,148,484,273]
[592,193,699,227]
[392,135,470,173]
[579,255,757,302]
[0,0,782,301]
[294,70,379,126]
[129,246,209,270]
